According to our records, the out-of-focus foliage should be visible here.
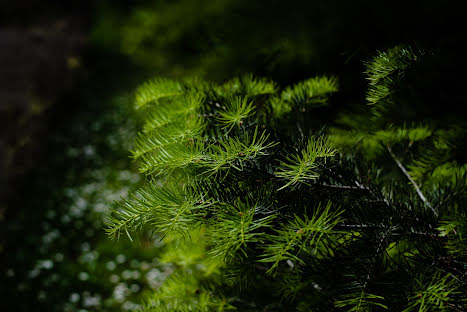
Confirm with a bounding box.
[1,86,160,311]
[91,0,465,83]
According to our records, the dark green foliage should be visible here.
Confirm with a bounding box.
[403,273,460,312]
[365,45,427,113]
[91,0,465,86]
[109,45,467,311]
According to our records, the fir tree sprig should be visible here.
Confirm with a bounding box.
[281,76,338,106]
[106,182,214,240]
[135,77,183,108]
[216,96,255,131]
[403,273,461,312]
[204,127,276,175]
[334,291,388,311]
[209,198,276,263]
[275,136,337,190]
[364,44,428,116]
[260,201,343,274]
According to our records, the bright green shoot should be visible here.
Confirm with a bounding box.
[281,76,338,106]
[403,273,460,312]
[276,136,337,190]
[135,77,183,109]
[335,291,388,311]
[209,199,276,264]
[217,96,255,131]
[205,127,276,175]
[106,183,215,241]
[260,201,343,275]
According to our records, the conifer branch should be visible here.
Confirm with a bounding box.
[260,202,343,275]
[403,273,460,312]
[335,291,388,311]
[276,136,337,190]
[209,199,275,263]
[110,67,467,310]
[281,76,338,106]
[216,96,255,131]
[135,77,183,108]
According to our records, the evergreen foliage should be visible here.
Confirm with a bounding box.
[109,45,467,311]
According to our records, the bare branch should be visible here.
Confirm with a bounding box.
[386,144,437,216]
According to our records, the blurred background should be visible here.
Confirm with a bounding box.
[1,0,464,310]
